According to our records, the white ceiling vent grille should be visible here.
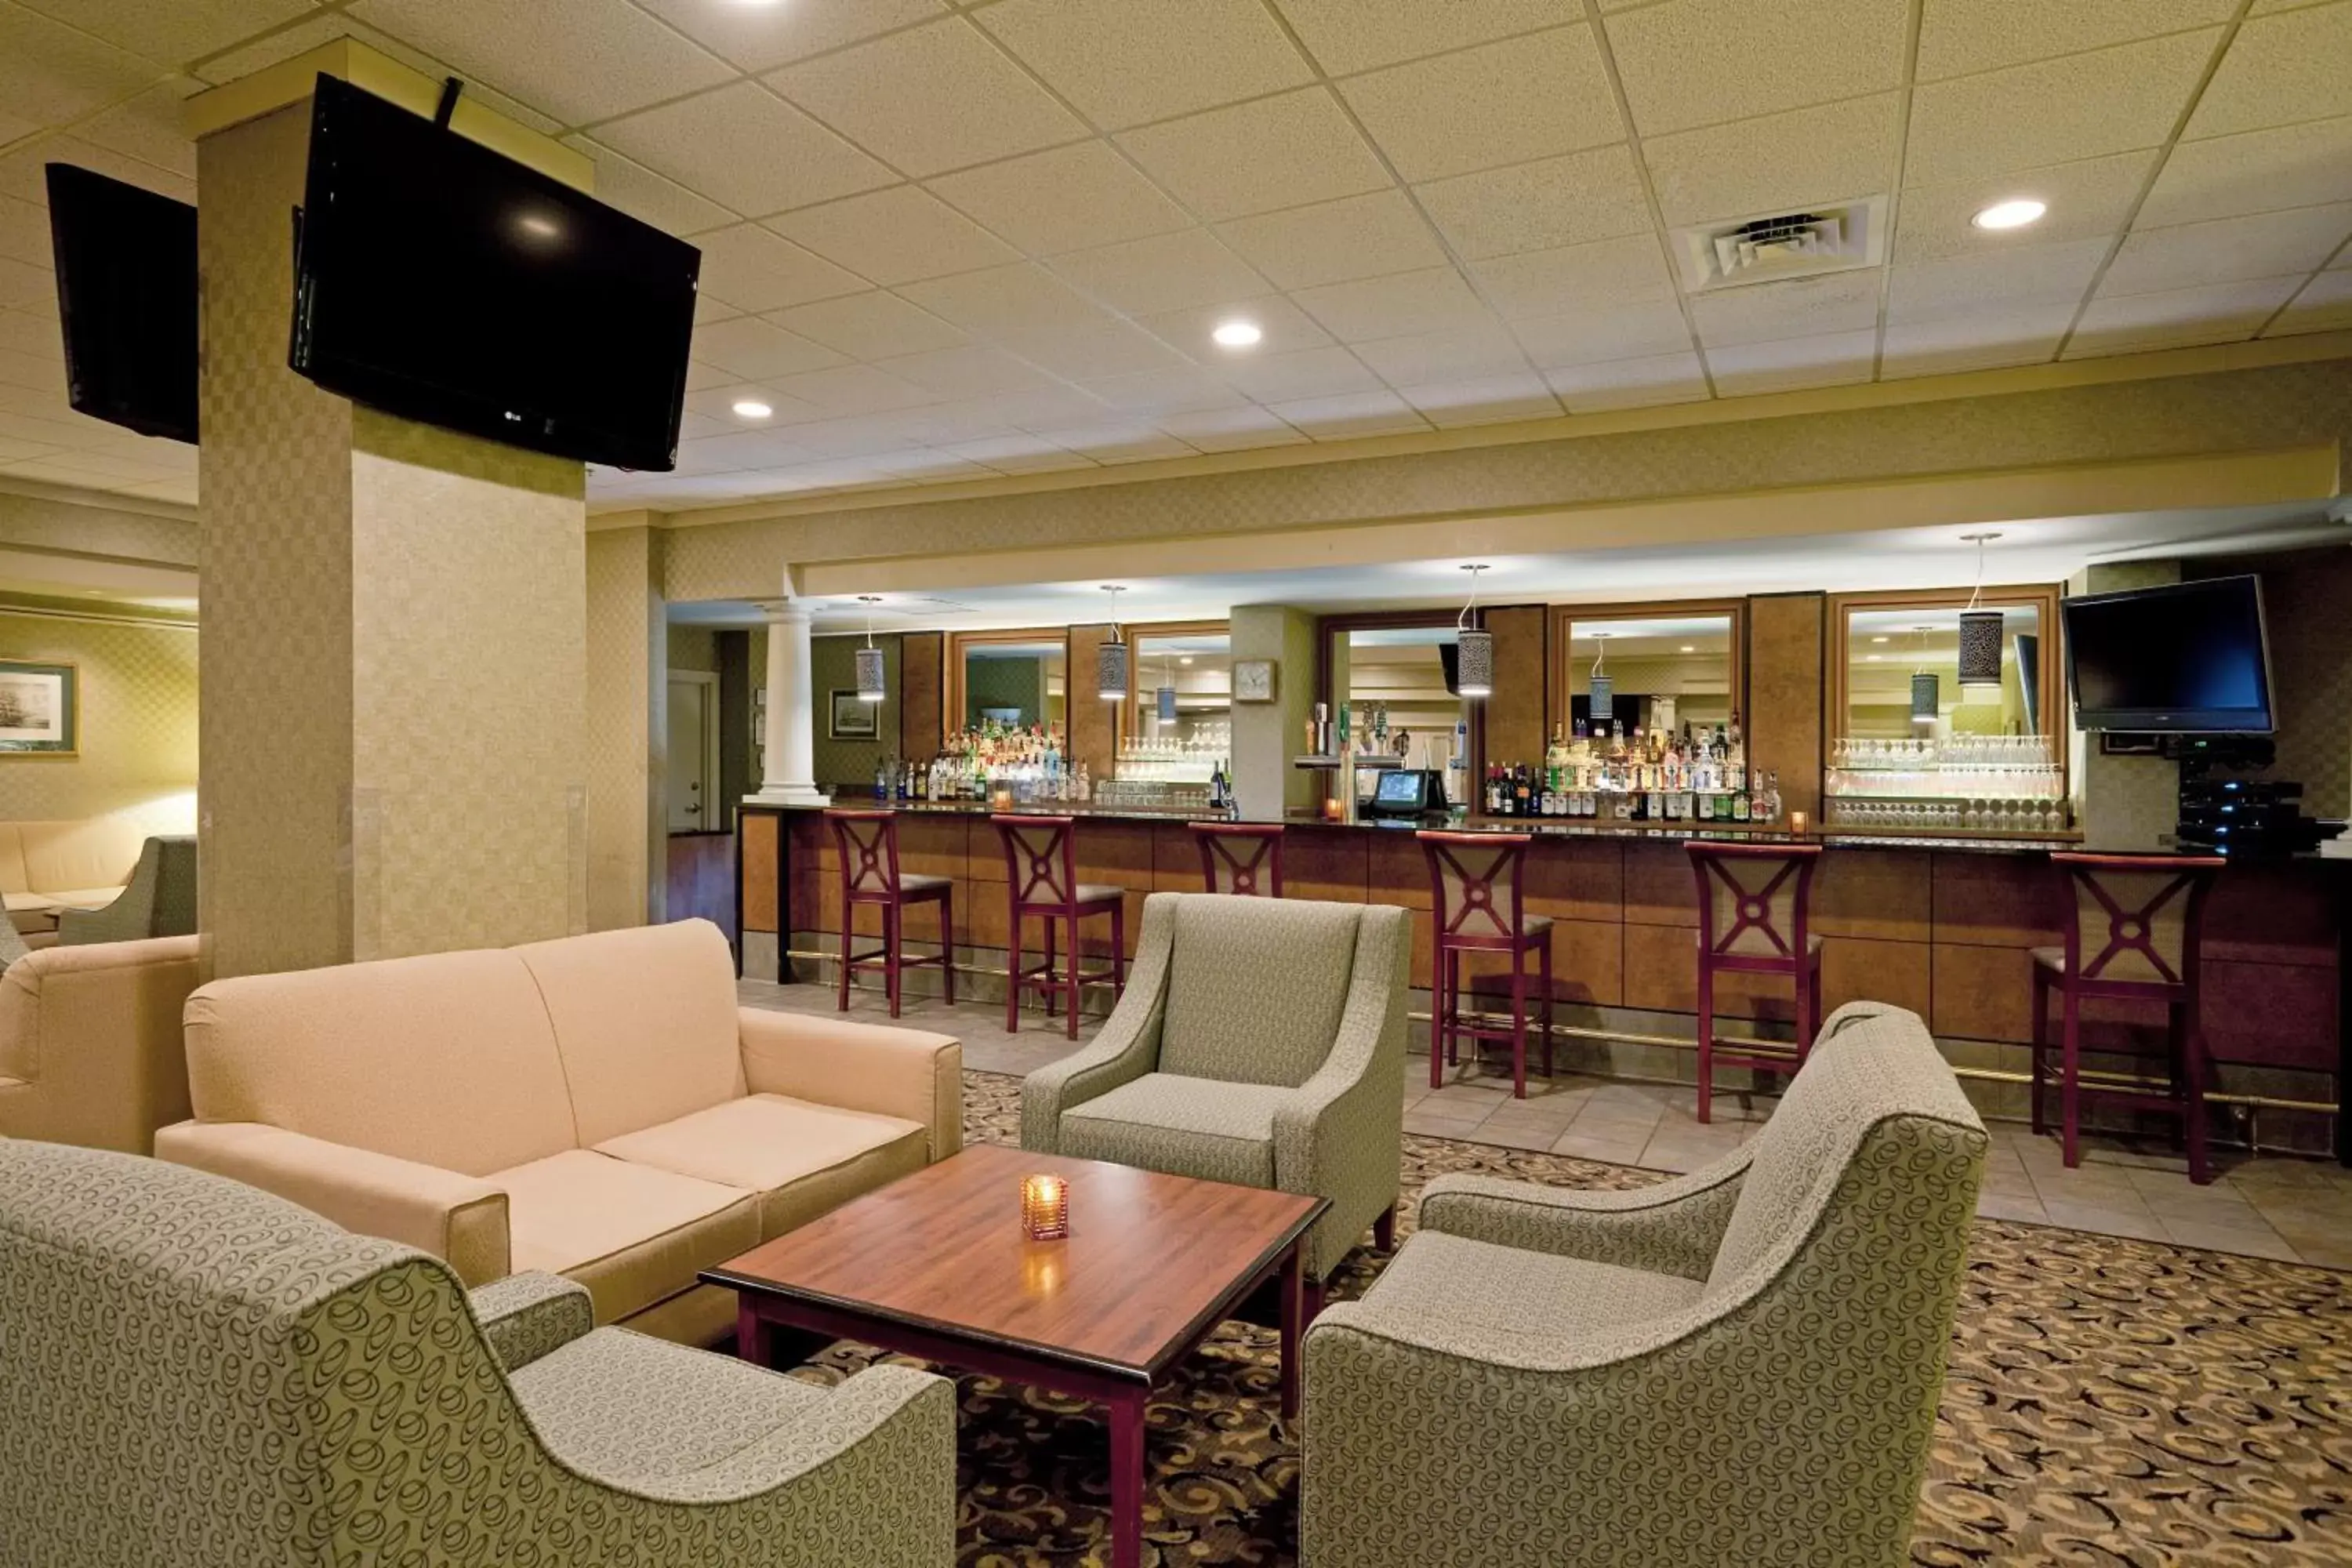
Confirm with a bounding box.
[1672,196,1889,293]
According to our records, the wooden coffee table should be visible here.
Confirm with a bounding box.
[704,1142,1327,1568]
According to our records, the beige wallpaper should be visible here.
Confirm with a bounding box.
[810,631,900,790]
[666,622,717,674]
[0,608,197,824]
[2200,547,2352,818]
[587,527,664,931]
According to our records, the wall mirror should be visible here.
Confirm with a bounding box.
[1125,626,1231,771]
[1555,601,1742,742]
[1832,591,2058,746]
[1319,619,1473,772]
[947,630,1066,735]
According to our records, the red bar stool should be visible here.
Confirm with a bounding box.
[1190,821,1285,897]
[2032,851,2227,1185]
[1686,841,1823,1123]
[823,808,953,1019]
[1418,830,1552,1098]
[993,815,1126,1040]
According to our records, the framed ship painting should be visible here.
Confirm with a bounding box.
[0,660,76,755]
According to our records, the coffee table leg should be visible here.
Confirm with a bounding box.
[736,1298,771,1368]
[1109,1389,1146,1568]
[1278,1239,1307,1421]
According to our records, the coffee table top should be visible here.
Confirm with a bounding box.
[704,1143,1325,1385]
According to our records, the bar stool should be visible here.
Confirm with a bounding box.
[1418,830,1552,1098]
[2032,851,2227,1185]
[993,814,1126,1040]
[823,808,953,1019]
[1190,821,1285,897]
[1687,841,1823,1123]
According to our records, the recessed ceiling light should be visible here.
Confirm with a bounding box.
[1866,653,1882,662]
[1679,644,1695,653]
[1178,656,1194,665]
[1871,635,1889,644]
[1971,198,2046,231]
[1211,319,1262,349]
[731,398,773,420]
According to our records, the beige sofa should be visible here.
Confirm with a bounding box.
[155,918,962,1345]
[0,816,150,935]
[0,934,203,1153]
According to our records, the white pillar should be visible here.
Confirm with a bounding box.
[746,599,830,807]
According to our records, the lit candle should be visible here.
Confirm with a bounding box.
[1324,797,1344,822]
[1790,810,1808,837]
[1020,1173,1069,1240]
[992,787,1014,811]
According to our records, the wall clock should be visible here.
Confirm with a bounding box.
[1233,659,1276,702]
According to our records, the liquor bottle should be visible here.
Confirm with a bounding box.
[1515,764,1532,817]
[1733,778,1752,821]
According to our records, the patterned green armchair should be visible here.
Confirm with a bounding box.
[56,833,196,946]
[1301,1003,1987,1568]
[0,1137,956,1568]
[1022,891,1410,1283]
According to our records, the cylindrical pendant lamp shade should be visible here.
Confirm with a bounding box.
[1587,674,1613,717]
[855,645,887,702]
[1097,636,1129,702]
[1957,610,2004,687]
[1455,628,1494,699]
[1156,684,1178,721]
[1910,672,1940,724]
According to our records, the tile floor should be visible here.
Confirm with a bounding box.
[742,978,2352,1270]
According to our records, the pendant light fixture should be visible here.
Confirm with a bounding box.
[1454,564,1493,699]
[1909,622,1939,726]
[854,595,887,703]
[1096,585,1129,702]
[1957,532,2005,688]
[1587,632,1613,720]
[1155,652,1178,724]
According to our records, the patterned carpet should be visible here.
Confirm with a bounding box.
[781,1071,2352,1566]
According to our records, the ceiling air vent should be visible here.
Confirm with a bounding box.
[1671,195,1889,293]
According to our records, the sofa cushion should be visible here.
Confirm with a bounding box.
[1058,1072,1289,1188]
[1157,895,1359,1088]
[18,818,143,898]
[3,892,60,916]
[1367,1230,1704,1338]
[509,1326,826,1480]
[595,1093,928,1240]
[493,1149,760,1325]
[184,949,577,1178]
[0,825,26,895]
[514,920,746,1147]
[41,887,126,913]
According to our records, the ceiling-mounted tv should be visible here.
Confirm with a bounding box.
[289,74,699,470]
[45,164,198,444]
[2063,575,2274,733]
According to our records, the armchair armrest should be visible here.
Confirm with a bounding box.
[1019,904,1178,1154]
[152,1120,510,1285]
[739,1009,962,1160]
[470,1271,593,1371]
[1416,1150,1751,1282]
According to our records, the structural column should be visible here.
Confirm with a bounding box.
[586,518,666,930]
[746,599,829,807]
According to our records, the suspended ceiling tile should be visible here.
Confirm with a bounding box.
[899,261,1103,336]
[595,82,895,217]
[0,5,165,126]
[2064,274,2303,357]
[1642,94,1901,229]
[764,185,1021,286]
[1292,266,1498,343]
[1603,0,1910,138]
[1152,405,1310,452]
[1891,150,2156,264]
[873,343,1068,399]
[0,198,49,272]
[766,17,1087,178]
[1023,423,1196,463]
[563,136,739,236]
[1117,89,1392,223]
[2261,267,2352,336]
[0,134,191,208]
[1543,350,1711,412]
[975,0,1313,132]
[1213,190,1450,292]
[692,295,741,329]
[1704,328,1879,396]
[1879,307,2074,379]
[1268,388,1430,439]
[945,431,1100,472]
[2140,114,2352,228]
[1886,236,2114,316]
[2186,2,2352,140]
[991,314,1195,379]
[927,140,1191,255]
[1510,299,1696,368]
[1688,271,1883,350]
[1076,367,1250,417]
[1213,344,1385,402]
[1396,371,1565,428]
[1905,30,2222,184]
[74,79,201,180]
[1271,0,1573,75]
[631,0,946,73]
[691,316,852,380]
[1468,234,1679,320]
[1138,293,1335,358]
[1335,25,1621,183]
[1915,0,2236,82]
[1415,144,1653,260]
[767,291,969,359]
[764,362,939,417]
[691,223,868,313]
[16,0,319,71]
[1351,324,1534,386]
[2100,201,2352,296]
[348,0,735,126]
[1046,227,1270,318]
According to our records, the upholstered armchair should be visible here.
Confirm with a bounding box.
[56,833,196,946]
[1022,891,1410,1284]
[0,1138,957,1568]
[1301,1003,1987,1568]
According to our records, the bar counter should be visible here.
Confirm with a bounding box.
[739,800,2346,1156]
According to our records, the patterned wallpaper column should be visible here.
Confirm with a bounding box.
[586,527,664,931]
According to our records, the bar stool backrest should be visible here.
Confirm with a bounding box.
[995,815,1079,910]
[1687,842,1822,962]
[2052,852,2225,987]
[1192,822,1283,897]
[1419,831,1530,941]
[826,808,902,897]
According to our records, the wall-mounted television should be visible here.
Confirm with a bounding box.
[289,74,699,470]
[45,164,198,444]
[2063,575,2274,733]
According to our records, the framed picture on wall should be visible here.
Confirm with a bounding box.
[828,688,879,739]
[0,659,76,755]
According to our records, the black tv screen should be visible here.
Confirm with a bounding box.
[2063,575,2274,733]
[290,74,699,470]
[45,164,198,444]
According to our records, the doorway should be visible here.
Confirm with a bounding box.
[667,670,720,832]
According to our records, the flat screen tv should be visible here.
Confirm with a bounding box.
[2063,575,2274,733]
[45,164,198,444]
[290,74,699,470]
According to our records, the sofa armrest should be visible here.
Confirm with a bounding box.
[470,1272,593,1370]
[1414,1152,1751,1282]
[152,1120,510,1285]
[738,1009,962,1161]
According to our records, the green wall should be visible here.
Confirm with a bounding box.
[965,654,1046,728]
[811,633,902,791]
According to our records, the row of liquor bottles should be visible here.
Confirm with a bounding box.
[1481,760,1784,822]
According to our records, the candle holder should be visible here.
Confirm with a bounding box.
[991,786,1014,811]
[1790,810,1808,837]
[1020,1173,1069,1240]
